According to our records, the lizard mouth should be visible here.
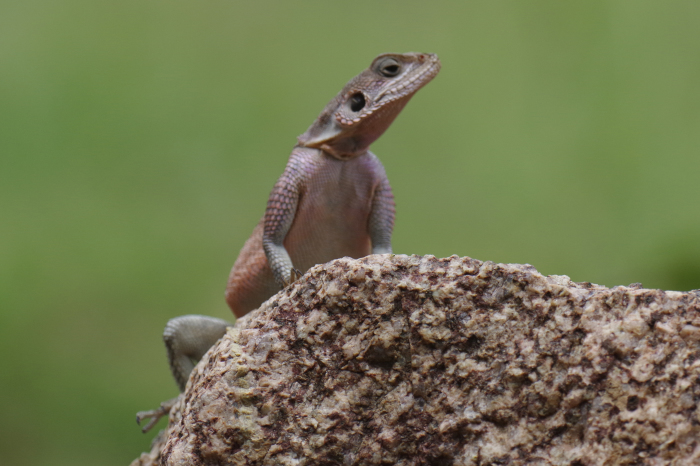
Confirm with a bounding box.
[374,55,441,104]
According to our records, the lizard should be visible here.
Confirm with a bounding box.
[136,52,441,432]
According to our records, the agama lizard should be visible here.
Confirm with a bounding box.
[136,52,441,432]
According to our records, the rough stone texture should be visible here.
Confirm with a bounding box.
[132,255,700,465]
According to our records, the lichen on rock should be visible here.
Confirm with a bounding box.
[132,254,700,465]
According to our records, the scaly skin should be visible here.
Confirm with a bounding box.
[226,148,394,316]
[227,52,441,316]
[137,52,440,433]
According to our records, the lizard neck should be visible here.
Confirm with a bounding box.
[295,144,368,162]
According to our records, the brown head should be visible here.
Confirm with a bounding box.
[297,52,441,159]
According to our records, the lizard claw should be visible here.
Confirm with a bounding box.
[136,397,177,433]
[283,268,303,287]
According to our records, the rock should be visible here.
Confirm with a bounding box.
[133,255,700,465]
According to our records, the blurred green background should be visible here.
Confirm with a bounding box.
[1,1,699,464]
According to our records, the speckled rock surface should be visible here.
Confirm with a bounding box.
[133,254,700,465]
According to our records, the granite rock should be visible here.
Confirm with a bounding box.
[132,255,700,465]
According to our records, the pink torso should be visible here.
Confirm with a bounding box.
[226,149,383,317]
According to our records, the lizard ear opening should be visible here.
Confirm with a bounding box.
[348,93,366,112]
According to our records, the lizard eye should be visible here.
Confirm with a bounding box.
[348,92,366,112]
[377,58,401,77]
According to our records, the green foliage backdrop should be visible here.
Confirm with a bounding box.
[1,1,699,464]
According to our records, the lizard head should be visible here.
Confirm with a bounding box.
[297,52,441,159]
